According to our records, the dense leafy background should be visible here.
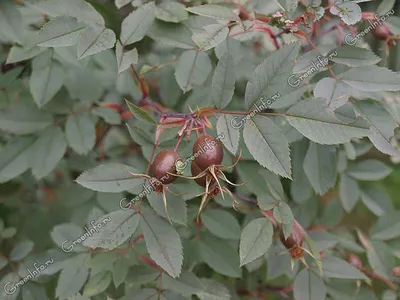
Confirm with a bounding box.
[1,0,400,299]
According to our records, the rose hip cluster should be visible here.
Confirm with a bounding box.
[149,134,242,222]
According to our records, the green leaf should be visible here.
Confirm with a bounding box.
[116,41,138,74]
[366,240,394,278]
[313,78,351,109]
[140,210,183,278]
[322,256,367,279]
[0,273,20,300]
[199,234,241,278]
[202,210,241,240]
[125,100,158,125]
[377,0,395,15]
[30,126,67,179]
[294,269,326,300]
[330,2,361,25]
[215,37,243,65]
[0,137,37,183]
[0,1,24,44]
[83,210,140,250]
[192,24,229,51]
[259,168,286,201]
[360,188,392,217]
[303,143,337,195]
[147,192,187,226]
[83,272,112,297]
[37,16,86,47]
[212,53,235,109]
[286,99,371,144]
[65,113,96,155]
[155,2,188,23]
[273,202,294,225]
[196,278,231,300]
[175,50,212,92]
[371,211,400,240]
[77,25,116,60]
[115,0,133,9]
[187,5,240,21]
[91,107,121,125]
[290,140,313,203]
[30,0,105,26]
[22,283,49,300]
[112,258,129,288]
[120,2,155,46]
[355,101,400,156]
[148,21,196,49]
[30,51,65,107]
[56,254,90,299]
[339,66,400,92]
[9,240,34,261]
[50,223,87,252]
[347,160,392,181]
[239,218,273,266]
[75,163,143,192]
[6,45,46,65]
[162,271,202,296]
[243,115,292,178]
[330,45,381,67]
[339,174,359,213]
[245,42,299,109]
[0,104,53,134]
[216,115,239,155]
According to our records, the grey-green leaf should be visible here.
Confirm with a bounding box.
[0,1,24,44]
[77,25,116,60]
[330,45,381,67]
[187,5,240,21]
[30,51,65,107]
[347,160,392,181]
[116,42,138,74]
[339,174,359,213]
[245,42,299,110]
[120,2,155,46]
[202,210,241,240]
[199,235,241,278]
[339,66,400,92]
[192,24,229,51]
[75,163,143,192]
[0,137,37,184]
[30,126,67,179]
[322,256,368,279]
[216,115,239,155]
[65,113,96,155]
[239,218,273,266]
[9,240,34,261]
[140,211,183,278]
[303,143,337,195]
[30,0,105,26]
[212,53,235,109]
[286,99,371,144]
[243,115,292,178]
[294,268,326,300]
[0,104,53,134]
[175,50,212,92]
[83,210,140,250]
[83,272,112,296]
[37,16,86,47]
[55,254,90,299]
[155,2,188,23]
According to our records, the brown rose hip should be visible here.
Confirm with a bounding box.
[193,135,224,170]
[151,150,181,184]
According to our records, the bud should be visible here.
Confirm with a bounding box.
[346,254,363,270]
